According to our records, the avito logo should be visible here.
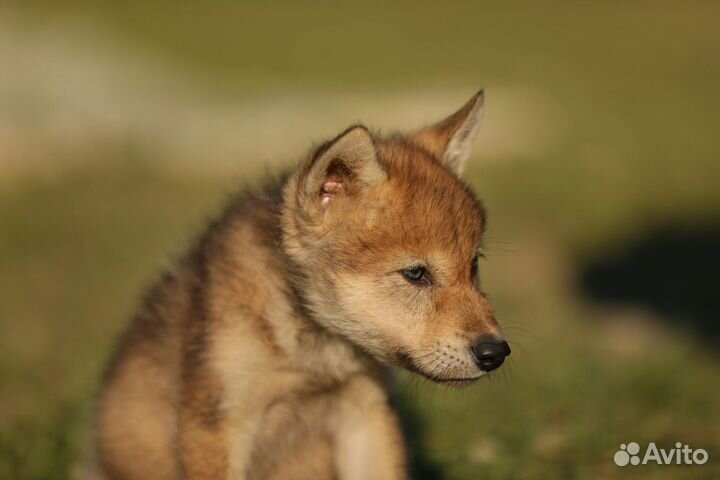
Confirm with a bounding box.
[614,442,709,467]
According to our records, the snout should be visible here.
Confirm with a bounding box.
[471,337,511,372]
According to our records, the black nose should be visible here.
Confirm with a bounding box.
[471,338,511,372]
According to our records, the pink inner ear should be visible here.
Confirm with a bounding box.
[320,178,344,210]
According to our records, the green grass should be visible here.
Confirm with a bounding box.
[1,159,718,480]
[1,1,719,478]
[0,159,225,479]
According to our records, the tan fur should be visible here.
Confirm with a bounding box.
[92,90,506,479]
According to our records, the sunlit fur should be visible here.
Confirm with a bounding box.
[90,90,505,480]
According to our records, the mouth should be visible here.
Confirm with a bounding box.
[396,352,485,388]
[419,371,485,388]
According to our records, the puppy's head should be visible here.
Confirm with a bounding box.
[282,91,509,386]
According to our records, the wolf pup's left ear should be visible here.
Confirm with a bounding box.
[411,89,485,176]
[300,125,386,216]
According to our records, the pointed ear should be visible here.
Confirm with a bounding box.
[300,125,386,215]
[411,89,485,176]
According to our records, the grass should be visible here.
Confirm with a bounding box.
[1,1,719,478]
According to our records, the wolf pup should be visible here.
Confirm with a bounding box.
[93,90,510,480]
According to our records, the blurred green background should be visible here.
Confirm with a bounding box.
[1,1,718,479]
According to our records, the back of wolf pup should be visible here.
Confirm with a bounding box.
[92,90,509,480]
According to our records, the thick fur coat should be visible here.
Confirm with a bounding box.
[92,90,509,480]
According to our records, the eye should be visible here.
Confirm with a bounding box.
[402,266,430,285]
[471,256,479,279]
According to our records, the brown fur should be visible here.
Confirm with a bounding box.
[91,90,506,479]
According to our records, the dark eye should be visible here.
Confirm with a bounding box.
[471,256,479,279]
[402,266,430,285]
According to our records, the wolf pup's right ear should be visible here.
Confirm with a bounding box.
[297,125,387,218]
